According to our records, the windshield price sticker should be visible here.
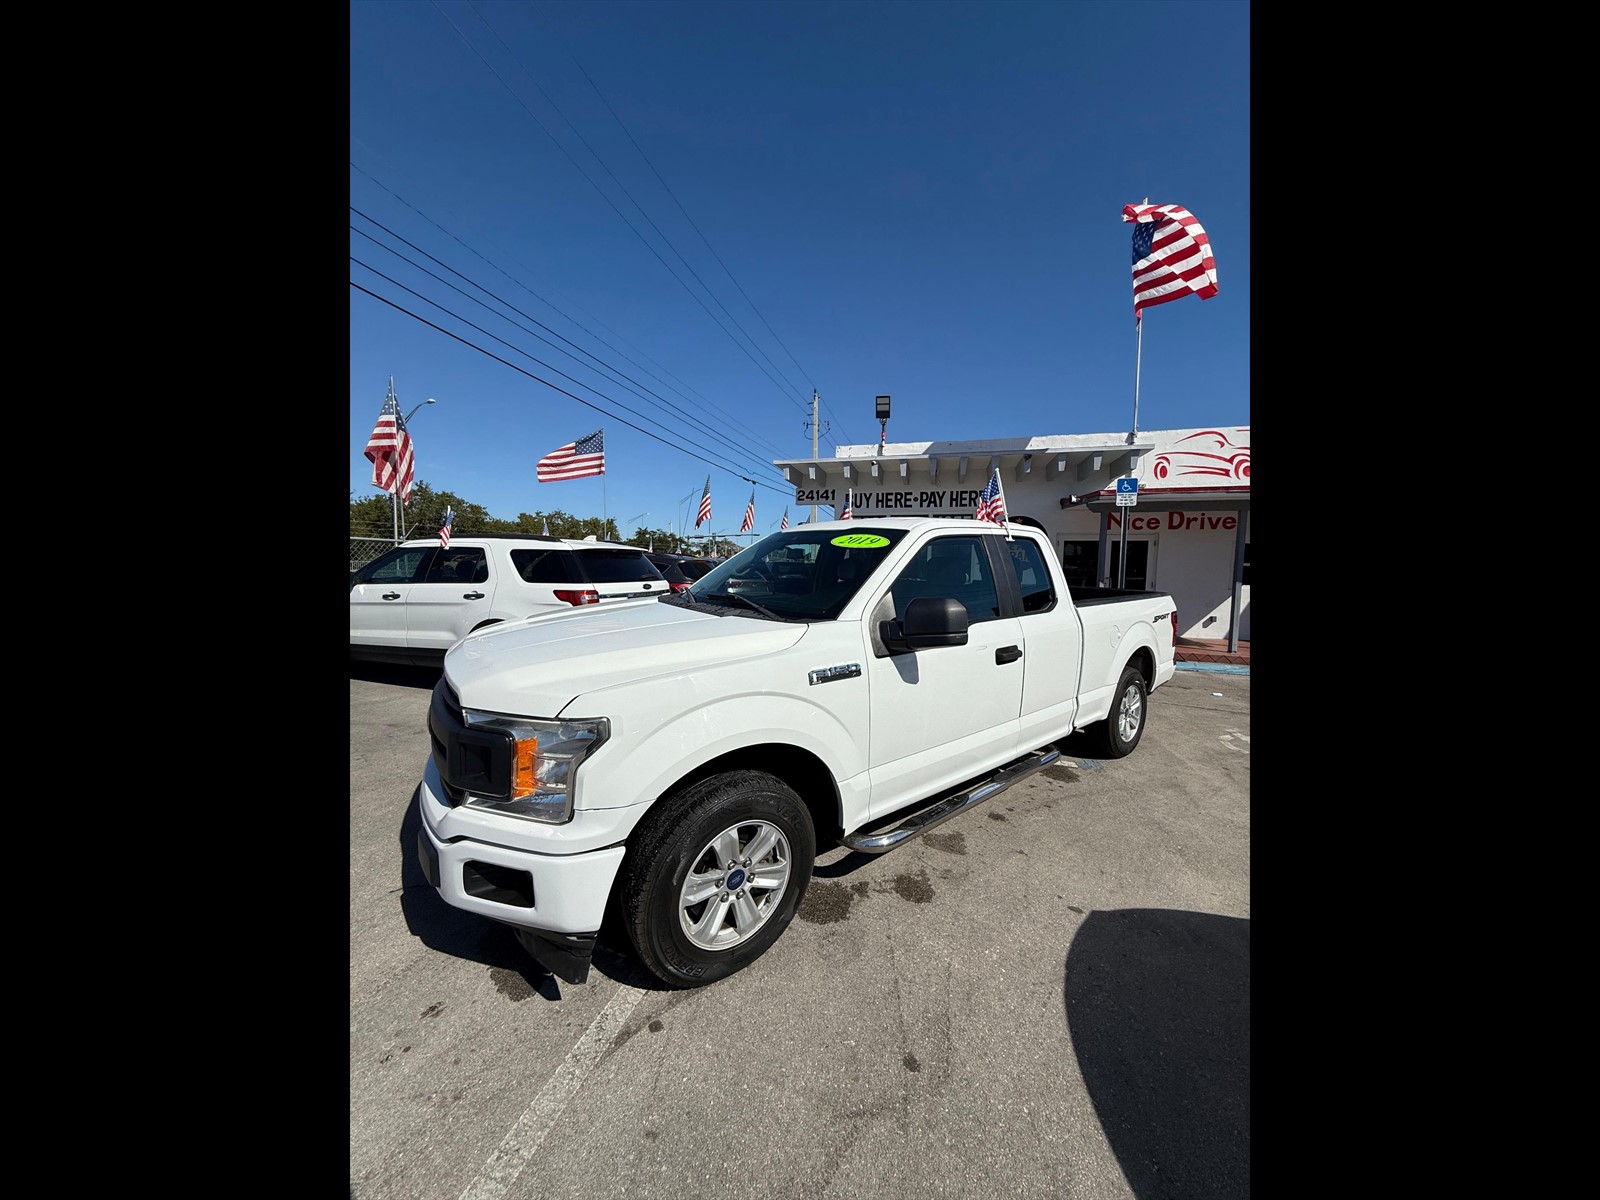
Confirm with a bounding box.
[831,534,890,548]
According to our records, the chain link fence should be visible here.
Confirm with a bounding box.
[351,536,396,574]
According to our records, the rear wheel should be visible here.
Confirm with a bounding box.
[620,770,815,987]
[1090,664,1148,758]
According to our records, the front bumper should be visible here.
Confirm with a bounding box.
[415,762,629,982]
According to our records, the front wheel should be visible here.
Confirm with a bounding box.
[1090,664,1149,758]
[619,770,815,987]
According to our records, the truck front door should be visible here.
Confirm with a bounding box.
[864,534,1023,819]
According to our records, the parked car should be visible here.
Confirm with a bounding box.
[644,552,693,593]
[351,534,670,667]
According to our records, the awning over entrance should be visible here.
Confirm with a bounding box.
[1068,485,1250,513]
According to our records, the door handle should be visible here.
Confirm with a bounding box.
[463,591,484,600]
[382,592,401,601]
[995,645,1022,664]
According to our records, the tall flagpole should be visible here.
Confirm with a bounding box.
[388,377,399,545]
[1119,320,1142,586]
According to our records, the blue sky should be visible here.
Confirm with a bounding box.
[350,0,1249,537]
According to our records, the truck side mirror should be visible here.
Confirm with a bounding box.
[880,596,969,653]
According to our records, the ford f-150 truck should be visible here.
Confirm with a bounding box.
[415,518,1177,987]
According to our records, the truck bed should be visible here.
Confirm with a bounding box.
[1070,586,1169,606]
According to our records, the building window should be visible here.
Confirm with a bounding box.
[1108,540,1150,590]
[1059,541,1099,590]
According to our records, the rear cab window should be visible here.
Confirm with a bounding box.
[1002,537,1058,614]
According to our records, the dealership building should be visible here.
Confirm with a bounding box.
[774,424,1250,649]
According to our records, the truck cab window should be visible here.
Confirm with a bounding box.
[888,536,1001,624]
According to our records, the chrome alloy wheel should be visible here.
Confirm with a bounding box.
[1116,681,1144,745]
[678,820,793,951]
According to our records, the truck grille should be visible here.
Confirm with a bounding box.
[429,678,512,805]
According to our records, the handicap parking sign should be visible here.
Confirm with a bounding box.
[1116,477,1138,507]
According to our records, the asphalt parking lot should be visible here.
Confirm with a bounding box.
[351,664,1249,1200]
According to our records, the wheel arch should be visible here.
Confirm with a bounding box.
[642,744,843,847]
[1121,643,1155,688]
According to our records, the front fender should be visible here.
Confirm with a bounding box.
[568,680,870,824]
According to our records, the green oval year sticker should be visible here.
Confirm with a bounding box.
[831,534,889,548]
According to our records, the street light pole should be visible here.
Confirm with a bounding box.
[392,394,436,543]
[676,488,697,550]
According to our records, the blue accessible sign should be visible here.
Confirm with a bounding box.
[1115,477,1139,507]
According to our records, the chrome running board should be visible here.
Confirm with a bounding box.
[839,747,1062,854]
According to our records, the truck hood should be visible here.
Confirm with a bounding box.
[443,598,808,716]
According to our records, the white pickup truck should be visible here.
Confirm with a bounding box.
[415,518,1177,987]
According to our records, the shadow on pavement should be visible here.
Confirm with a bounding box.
[1064,908,1249,1200]
[397,793,658,999]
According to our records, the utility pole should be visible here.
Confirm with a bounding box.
[805,389,827,523]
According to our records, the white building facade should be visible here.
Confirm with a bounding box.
[775,425,1250,648]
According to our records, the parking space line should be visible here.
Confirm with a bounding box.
[458,983,648,1200]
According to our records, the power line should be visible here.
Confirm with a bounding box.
[350,214,781,478]
[350,277,793,496]
[467,1,813,416]
[349,161,788,460]
[567,54,858,443]
[429,0,810,418]
[350,255,788,488]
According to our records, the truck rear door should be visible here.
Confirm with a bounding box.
[992,533,1083,751]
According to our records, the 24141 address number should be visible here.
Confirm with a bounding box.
[794,488,837,503]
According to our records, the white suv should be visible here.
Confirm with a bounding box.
[351,534,670,666]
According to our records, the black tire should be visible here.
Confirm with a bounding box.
[620,770,815,988]
[1090,664,1149,759]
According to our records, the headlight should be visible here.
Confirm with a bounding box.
[459,713,609,824]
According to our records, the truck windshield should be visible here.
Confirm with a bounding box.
[671,528,908,621]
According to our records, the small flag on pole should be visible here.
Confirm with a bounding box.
[780,507,789,531]
[364,383,417,506]
[840,489,853,520]
[438,505,454,549]
[536,429,605,481]
[696,477,712,528]
[1122,202,1218,324]
[975,468,1007,526]
[740,490,755,532]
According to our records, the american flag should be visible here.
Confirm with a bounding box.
[536,429,605,481]
[364,386,416,505]
[696,476,712,527]
[438,505,454,549]
[1123,202,1218,322]
[975,468,1007,524]
[780,507,789,531]
[740,490,755,532]
[839,489,853,520]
